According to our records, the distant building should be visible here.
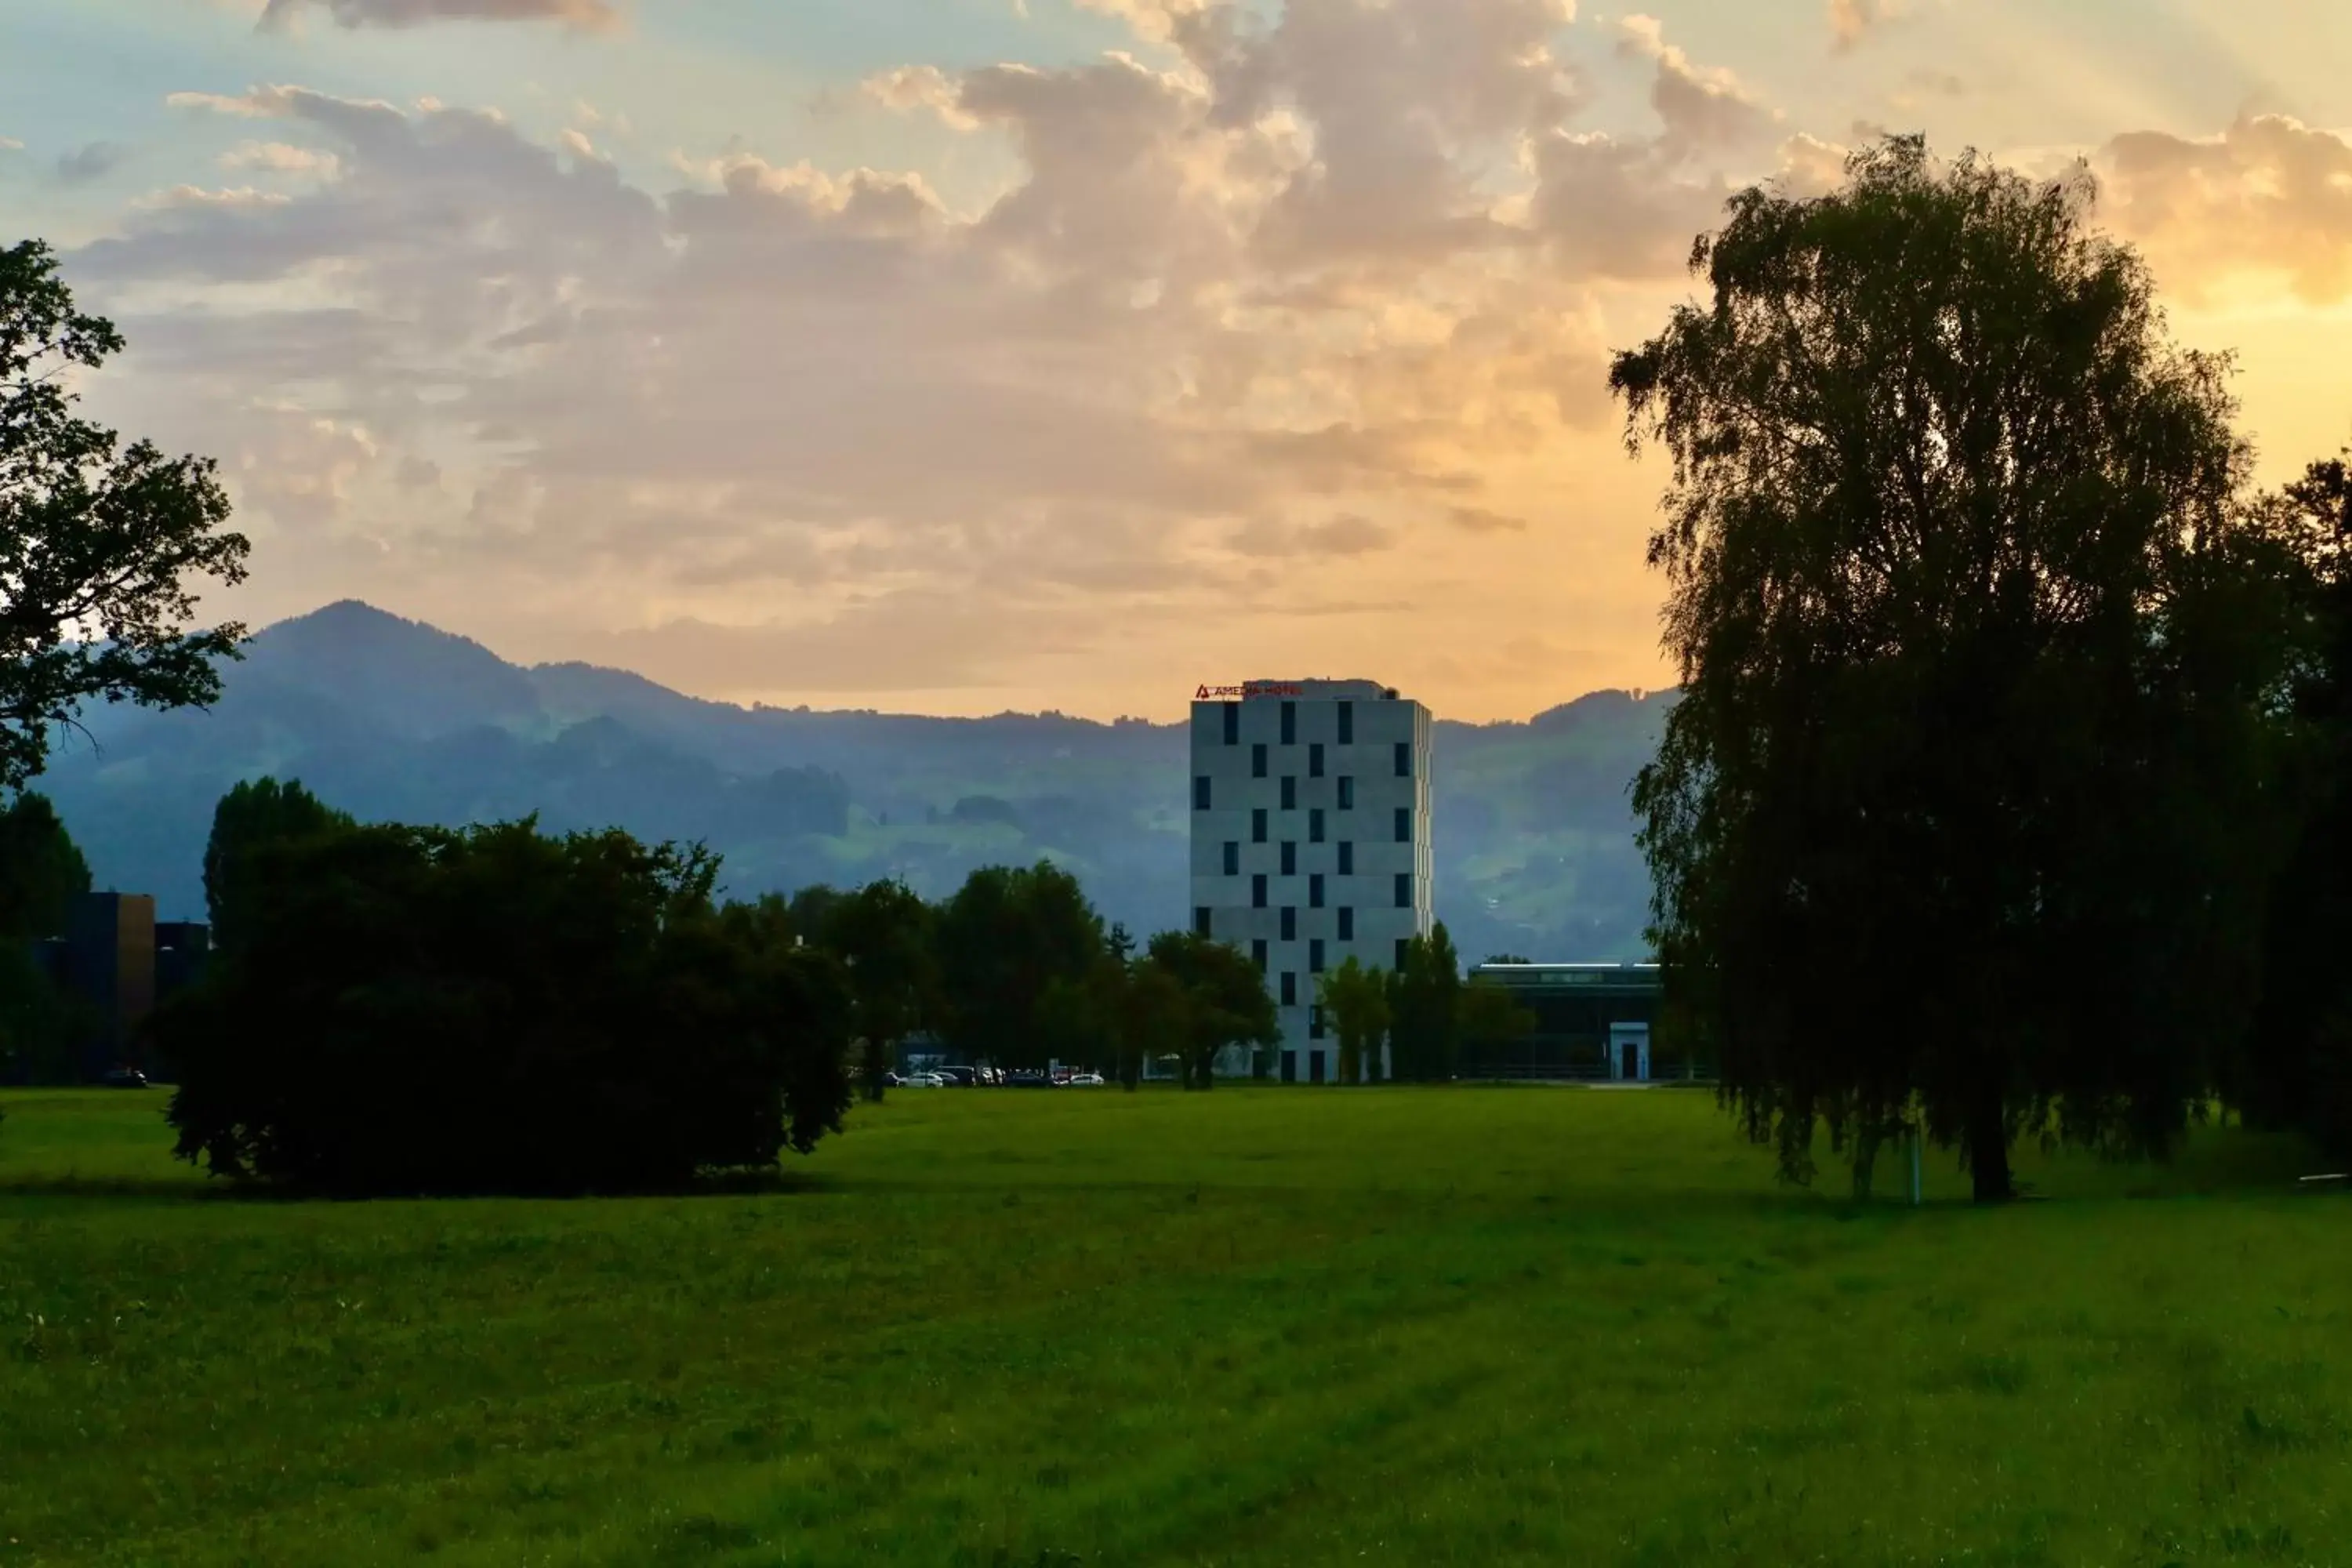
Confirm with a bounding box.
[1190,679,1433,1083]
[27,895,212,1082]
[1465,963,1694,1083]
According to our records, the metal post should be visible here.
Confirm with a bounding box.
[1908,1125,1923,1207]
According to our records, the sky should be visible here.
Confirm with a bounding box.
[6,0,2352,721]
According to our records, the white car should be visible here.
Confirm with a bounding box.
[901,1072,944,1087]
[1064,1072,1106,1087]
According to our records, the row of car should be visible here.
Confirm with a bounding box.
[883,1067,1107,1088]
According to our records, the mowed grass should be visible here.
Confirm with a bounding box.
[2,1087,2347,1567]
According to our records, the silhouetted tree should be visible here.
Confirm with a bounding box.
[1613,136,2296,1200]
[1316,956,1389,1085]
[1388,924,1462,1083]
[158,810,853,1194]
[202,778,353,956]
[1142,931,1279,1090]
[934,862,1105,1071]
[1,240,250,788]
[0,790,91,1083]
[1456,975,1538,1075]
[811,878,936,1102]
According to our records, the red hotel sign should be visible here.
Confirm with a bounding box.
[1196,681,1304,700]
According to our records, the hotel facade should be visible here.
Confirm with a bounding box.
[1189,679,1433,1082]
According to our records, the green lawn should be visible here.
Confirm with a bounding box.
[2,1086,2346,1566]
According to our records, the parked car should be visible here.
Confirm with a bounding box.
[101,1067,150,1089]
[898,1072,944,1087]
[932,1066,978,1087]
[1004,1069,1057,1088]
[1065,1072,1106,1087]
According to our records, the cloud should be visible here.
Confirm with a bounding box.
[1447,506,1529,534]
[2100,114,2352,304]
[1828,0,1885,53]
[221,140,343,176]
[861,65,979,132]
[256,0,619,31]
[1613,14,1776,154]
[0,136,23,153]
[1229,514,1398,556]
[56,141,129,185]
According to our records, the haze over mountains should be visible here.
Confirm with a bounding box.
[38,603,1668,963]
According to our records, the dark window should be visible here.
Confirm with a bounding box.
[1193,906,1211,937]
[1310,938,1326,973]
[1393,873,1410,909]
[1309,873,1325,908]
[1222,702,1240,745]
[1281,1050,1298,1083]
[1280,971,1298,1007]
[1281,775,1298,811]
[1338,701,1353,744]
[1281,701,1297,745]
[1281,840,1297,877]
[1311,1051,1327,1084]
[1223,840,1240,877]
[1394,741,1410,778]
[1193,775,1211,811]
[1252,938,1268,973]
[1395,806,1411,844]
[1338,840,1355,875]
[1252,742,1268,779]
[1281,906,1297,942]
[1338,776,1355,810]
[1252,808,1268,843]
[1252,873,1268,909]
[1309,742,1325,779]
[1309,1005,1327,1040]
[1310,808,1326,844]
[1396,937,1411,969]
[1338,906,1355,941]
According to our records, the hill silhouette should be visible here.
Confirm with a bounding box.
[39,602,1669,960]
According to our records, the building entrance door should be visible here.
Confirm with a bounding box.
[1608,1022,1651,1082]
[1310,1051,1327,1084]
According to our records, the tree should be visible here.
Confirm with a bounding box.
[156,808,854,1194]
[1118,957,1187,1088]
[1456,975,1537,1076]
[1142,931,1279,1090]
[812,878,936,1102]
[2,240,250,788]
[933,862,1105,1071]
[1316,956,1390,1086]
[1611,137,2294,1200]
[2237,452,2352,1159]
[0,790,91,1083]
[1388,924,1462,1083]
[202,777,354,956]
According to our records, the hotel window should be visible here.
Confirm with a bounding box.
[1222,840,1240,877]
[1338,840,1355,875]
[1252,873,1268,909]
[1393,741,1410,778]
[1337,701,1353,744]
[1222,702,1240,745]
[1252,808,1269,843]
[1281,775,1298,811]
[1193,906,1211,937]
[1252,742,1268,779]
[1280,971,1298,1006]
[1309,1005,1327,1041]
[1338,906,1354,941]
[1193,776,1211,810]
[1394,807,1411,844]
[1393,873,1410,909]
[1281,840,1298,876]
[1309,873,1325,909]
[1252,938,1269,973]
[1281,906,1298,942]
[1310,808,1326,844]
[1281,701,1297,745]
[1309,938,1326,973]
[1282,1049,1298,1082]
[1338,776,1355,810]
[1395,937,1411,968]
[1309,742,1325,779]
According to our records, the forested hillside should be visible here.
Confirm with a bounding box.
[39,602,1669,961]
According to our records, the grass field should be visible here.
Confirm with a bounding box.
[2,1085,2347,1567]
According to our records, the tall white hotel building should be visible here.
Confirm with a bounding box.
[1189,679,1433,1083]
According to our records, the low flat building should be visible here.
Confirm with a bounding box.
[1465,962,1702,1083]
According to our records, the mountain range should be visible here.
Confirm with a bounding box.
[37,602,1671,962]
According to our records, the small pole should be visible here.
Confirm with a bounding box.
[1908,1123,1923,1207]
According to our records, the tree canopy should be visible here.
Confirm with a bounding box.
[934,861,1105,1072]
[1613,136,2296,1199]
[1142,931,1280,1090]
[2,239,250,789]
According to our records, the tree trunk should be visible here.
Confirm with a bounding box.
[862,1037,887,1104]
[1967,1077,2013,1203]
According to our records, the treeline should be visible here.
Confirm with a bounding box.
[1617,136,2352,1196]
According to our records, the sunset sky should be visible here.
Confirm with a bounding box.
[7,0,2351,720]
